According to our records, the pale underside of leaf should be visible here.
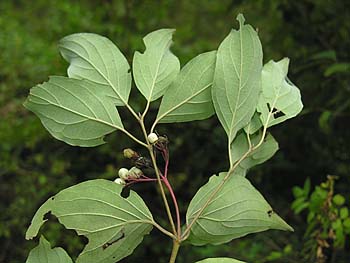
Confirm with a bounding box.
[155,51,217,124]
[26,236,73,263]
[59,33,131,106]
[196,257,246,263]
[257,58,303,127]
[244,111,262,134]
[26,179,153,263]
[230,131,279,175]
[212,14,263,143]
[24,76,123,147]
[133,28,180,101]
[186,173,293,246]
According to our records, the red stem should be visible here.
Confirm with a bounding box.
[163,177,181,238]
[125,178,157,187]
[161,150,181,237]
[130,144,181,238]
[163,149,169,178]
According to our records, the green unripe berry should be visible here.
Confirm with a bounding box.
[123,148,139,159]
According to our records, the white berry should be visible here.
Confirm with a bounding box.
[118,168,129,180]
[128,167,143,179]
[147,133,158,144]
[114,178,125,185]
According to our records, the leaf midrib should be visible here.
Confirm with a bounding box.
[30,93,123,131]
[59,45,129,106]
[156,57,214,123]
[228,27,244,142]
[146,37,171,101]
[156,83,212,123]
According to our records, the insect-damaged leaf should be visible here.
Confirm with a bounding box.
[257,58,303,127]
[26,236,73,263]
[186,173,293,246]
[133,29,180,102]
[196,258,246,263]
[230,132,278,175]
[212,14,263,143]
[26,179,153,263]
[24,76,123,147]
[155,51,216,124]
[59,33,131,106]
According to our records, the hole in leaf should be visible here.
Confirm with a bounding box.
[127,68,131,73]
[121,186,131,198]
[43,211,52,220]
[103,229,125,250]
[41,212,87,256]
[272,108,286,118]
[267,209,273,217]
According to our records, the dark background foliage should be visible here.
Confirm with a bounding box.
[0,0,349,262]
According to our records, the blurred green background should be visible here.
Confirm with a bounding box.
[1,0,349,262]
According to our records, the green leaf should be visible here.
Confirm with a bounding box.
[155,51,216,124]
[333,194,345,206]
[307,212,315,223]
[133,29,180,101]
[318,110,332,134]
[291,197,306,211]
[257,58,303,127]
[310,50,337,61]
[59,33,131,106]
[343,218,350,228]
[244,112,262,134]
[340,207,349,219]
[292,186,304,198]
[303,177,311,196]
[26,236,73,263]
[230,132,279,175]
[266,251,283,261]
[292,200,309,214]
[196,258,246,263]
[332,218,342,230]
[24,76,123,147]
[324,62,350,77]
[212,14,263,143]
[334,223,345,247]
[186,173,293,246]
[26,179,153,263]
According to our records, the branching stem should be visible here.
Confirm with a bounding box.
[181,109,274,241]
[138,117,177,236]
[119,128,148,147]
[151,221,176,239]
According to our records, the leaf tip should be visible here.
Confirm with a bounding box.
[279,57,290,73]
[283,222,294,232]
[273,213,294,232]
[236,14,245,27]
